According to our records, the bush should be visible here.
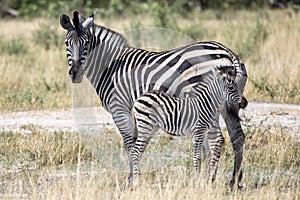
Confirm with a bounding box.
[5,0,300,18]
[0,38,27,55]
[233,16,269,60]
[32,23,64,50]
[250,76,300,103]
[151,2,179,30]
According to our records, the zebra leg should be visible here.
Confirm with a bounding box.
[192,129,205,181]
[110,107,137,188]
[130,120,156,187]
[222,102,245,189]
[207,127,225,183]
[204,113,224,183]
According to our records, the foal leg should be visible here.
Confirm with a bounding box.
[207,131,225,183]
[192,127,206,181]
[130,117,156,187]
[204,112,225,183]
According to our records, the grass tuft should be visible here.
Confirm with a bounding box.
[0,130,92,167]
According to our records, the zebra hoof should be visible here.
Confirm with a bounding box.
[122,175,134,191]
[228,180,243,190]
[237,184,243,190]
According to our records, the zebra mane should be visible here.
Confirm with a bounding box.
[95,24,129,46]
[69,11,129,48]
[73,11,82,31]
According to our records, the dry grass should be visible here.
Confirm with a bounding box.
[0,19,71,111]
[0,122,299,199]
[0,10,299,112]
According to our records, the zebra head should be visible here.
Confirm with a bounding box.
[223,77,248,109]
[60,11,95,83]
[215,66,248,109]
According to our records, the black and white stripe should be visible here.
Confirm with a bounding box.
[131,68,247,185]
[60,11,248,188]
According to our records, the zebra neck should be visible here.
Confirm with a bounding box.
[83,24,130,109]
[194,78,224,112]
[211,79,225,103]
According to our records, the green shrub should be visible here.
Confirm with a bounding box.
[8,0,78,17]
[244,17,268,58]
[4,89,45,110]
[0,38,27,55]
[151,2,179,30]
[250,76,300,103]
[32,23,64,50]
[181,24,207,40]
[6,0,300,18]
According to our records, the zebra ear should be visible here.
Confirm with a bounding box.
[82,11,96,29]
[60,14,74,30]
[78,13,86,24]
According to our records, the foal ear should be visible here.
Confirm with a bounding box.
[60,14,74,30]
[215,65,234,77]
[82,11,96,29]
[214,66,226,78]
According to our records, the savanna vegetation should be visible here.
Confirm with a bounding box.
[0,120,299,199]
[0,1,299,111]
[0,1,299,199]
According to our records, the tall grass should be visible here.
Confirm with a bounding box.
[0,10,299,111]
[0,19,71,112]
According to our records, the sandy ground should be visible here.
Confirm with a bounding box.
[0,102,299,136]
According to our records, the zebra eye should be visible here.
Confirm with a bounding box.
[84,40,89,45]
[227,79,233,83]
[227,81,235,89]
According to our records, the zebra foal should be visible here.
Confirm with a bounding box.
[131,67,248,186]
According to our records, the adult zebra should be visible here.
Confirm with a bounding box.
[60,11,247,188]
[132,67,248,186]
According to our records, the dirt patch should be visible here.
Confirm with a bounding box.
[240,102,300,134]
[1,102,299,136]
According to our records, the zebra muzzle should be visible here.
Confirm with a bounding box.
[69,65,83,83]
[239,96,248,109]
